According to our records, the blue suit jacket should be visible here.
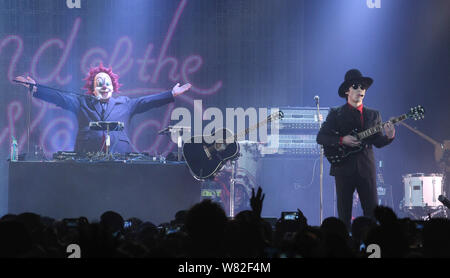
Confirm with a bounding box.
[34,85,174,153]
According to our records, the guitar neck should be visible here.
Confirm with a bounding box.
[356,114,408,140]
[399,121,440,146]
[233,117,271,141]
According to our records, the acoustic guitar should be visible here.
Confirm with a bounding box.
[183,111,284,180]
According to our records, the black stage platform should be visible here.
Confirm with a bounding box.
[8,161,201,225]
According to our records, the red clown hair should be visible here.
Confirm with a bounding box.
[83,63,122,95]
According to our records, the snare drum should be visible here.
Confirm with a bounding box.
[403,173,444,208]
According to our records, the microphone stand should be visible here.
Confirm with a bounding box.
[315,96,324,224]
[230,159,236,218]
[158,125,191,161]
[26,84,34,157]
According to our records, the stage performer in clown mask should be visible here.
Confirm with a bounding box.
[15,64,191,153]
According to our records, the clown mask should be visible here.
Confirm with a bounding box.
[93,72,114,101]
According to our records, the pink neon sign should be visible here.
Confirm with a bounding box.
[0,0,222,155]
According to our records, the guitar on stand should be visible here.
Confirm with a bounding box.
[183,110,283,218]
[183,111,284,180]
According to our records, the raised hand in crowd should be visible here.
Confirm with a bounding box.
[250,187,265,218]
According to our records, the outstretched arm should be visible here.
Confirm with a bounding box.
[171,83,192,97]
[130,83,192,115]
[14,76,80,114]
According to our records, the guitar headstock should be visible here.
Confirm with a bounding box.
[407,105,425,121]
[267,110,284,122]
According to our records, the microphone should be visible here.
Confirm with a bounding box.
[158,127,170,135]
[13,79,36,87]
[314,95,319,105]
[438,195,450,210]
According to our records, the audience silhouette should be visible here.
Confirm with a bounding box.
[0,187,449,258]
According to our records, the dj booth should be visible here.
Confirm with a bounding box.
[8,161,201,225]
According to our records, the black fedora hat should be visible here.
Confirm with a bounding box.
[338,69,373,98]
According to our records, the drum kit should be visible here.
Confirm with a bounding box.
[400,173,448,220]
[397,121,450,219]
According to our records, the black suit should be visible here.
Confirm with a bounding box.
[317,103,394,229]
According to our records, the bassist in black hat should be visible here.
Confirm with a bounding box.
[316,69,395,231]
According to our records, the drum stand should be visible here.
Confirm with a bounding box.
[421,206,448,220]
[428,206,448,219]
[229,153,241,218]
[403,206,449,220]
[158,125,191,161]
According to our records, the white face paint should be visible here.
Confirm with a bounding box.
[93,72,114,101]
